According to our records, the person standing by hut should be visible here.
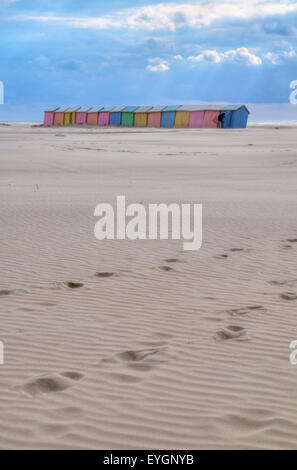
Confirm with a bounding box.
[218,112,226,128]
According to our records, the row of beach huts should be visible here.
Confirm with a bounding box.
[44,104,250,129]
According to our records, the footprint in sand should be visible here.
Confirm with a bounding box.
[280,292,297,301]
[214,254,229,259]
[0,289,12,296]
[0,288,26,296]
[65,282,84,289]
[269,280,288,286]
[280,238,297,249]
[21,371,84,397]
[101,347,171,379]
[160,266,173,271]
[94,272,115,278]
[214,325,247,342]
[117,348,169,364]
[229,248,250,253]
[224,305,266,317]
[269,279,297,287]
[164,258,179,263]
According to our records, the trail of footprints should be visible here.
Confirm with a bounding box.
[4,237,297,394]
[214,238,297,342]
[214,247,250,260]
[18,341,173,396]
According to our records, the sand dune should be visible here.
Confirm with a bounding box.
[0,124,297,449]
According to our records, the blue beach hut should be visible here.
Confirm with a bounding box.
[161,105,181,128]
[109,106,126,126]
[221,105,250,128]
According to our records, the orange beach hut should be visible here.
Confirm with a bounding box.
[201,105,221,128]
[147,106,166,127]
[53,107,70,126]
[87,107,104,125]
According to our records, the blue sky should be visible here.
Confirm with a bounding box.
[1,0,297,120]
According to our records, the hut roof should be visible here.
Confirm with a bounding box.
[163,105,181,112]
[77,107,93,112]
[56,107,71,113]
[178,105,206,111]
[201,104,223,111]
[110,106,126,112]
[100,107,115,112]
[178,104,223,111]
[122,106,139,112]
[221,104,250,114]
[148,106,167,112]
[45,107,61,112]
[87,106,104,113]
[134,106,153,113]
[181,104,249,112]
[66,107,81,112]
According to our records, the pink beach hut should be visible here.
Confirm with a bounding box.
[98,107,114,126]
[44,107,60,126]
[76,107,93,125]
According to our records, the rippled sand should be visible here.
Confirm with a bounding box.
[0,124,297,449]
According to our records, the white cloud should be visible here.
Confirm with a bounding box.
[147,63,170,71]
[173,55,184,61]
[224,47,262,65]
[265,49,297,64]
[188,47,262,65]
[147,57,170,71]
[188,50,222,63]
[17,1,297,32]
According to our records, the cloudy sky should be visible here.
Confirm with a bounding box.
[1,0,297,120]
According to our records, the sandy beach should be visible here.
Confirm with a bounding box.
[1,123,297,449]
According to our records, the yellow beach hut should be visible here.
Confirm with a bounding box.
[64,107,81,125]
[174,106,190,128]
[134,106,153,127]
